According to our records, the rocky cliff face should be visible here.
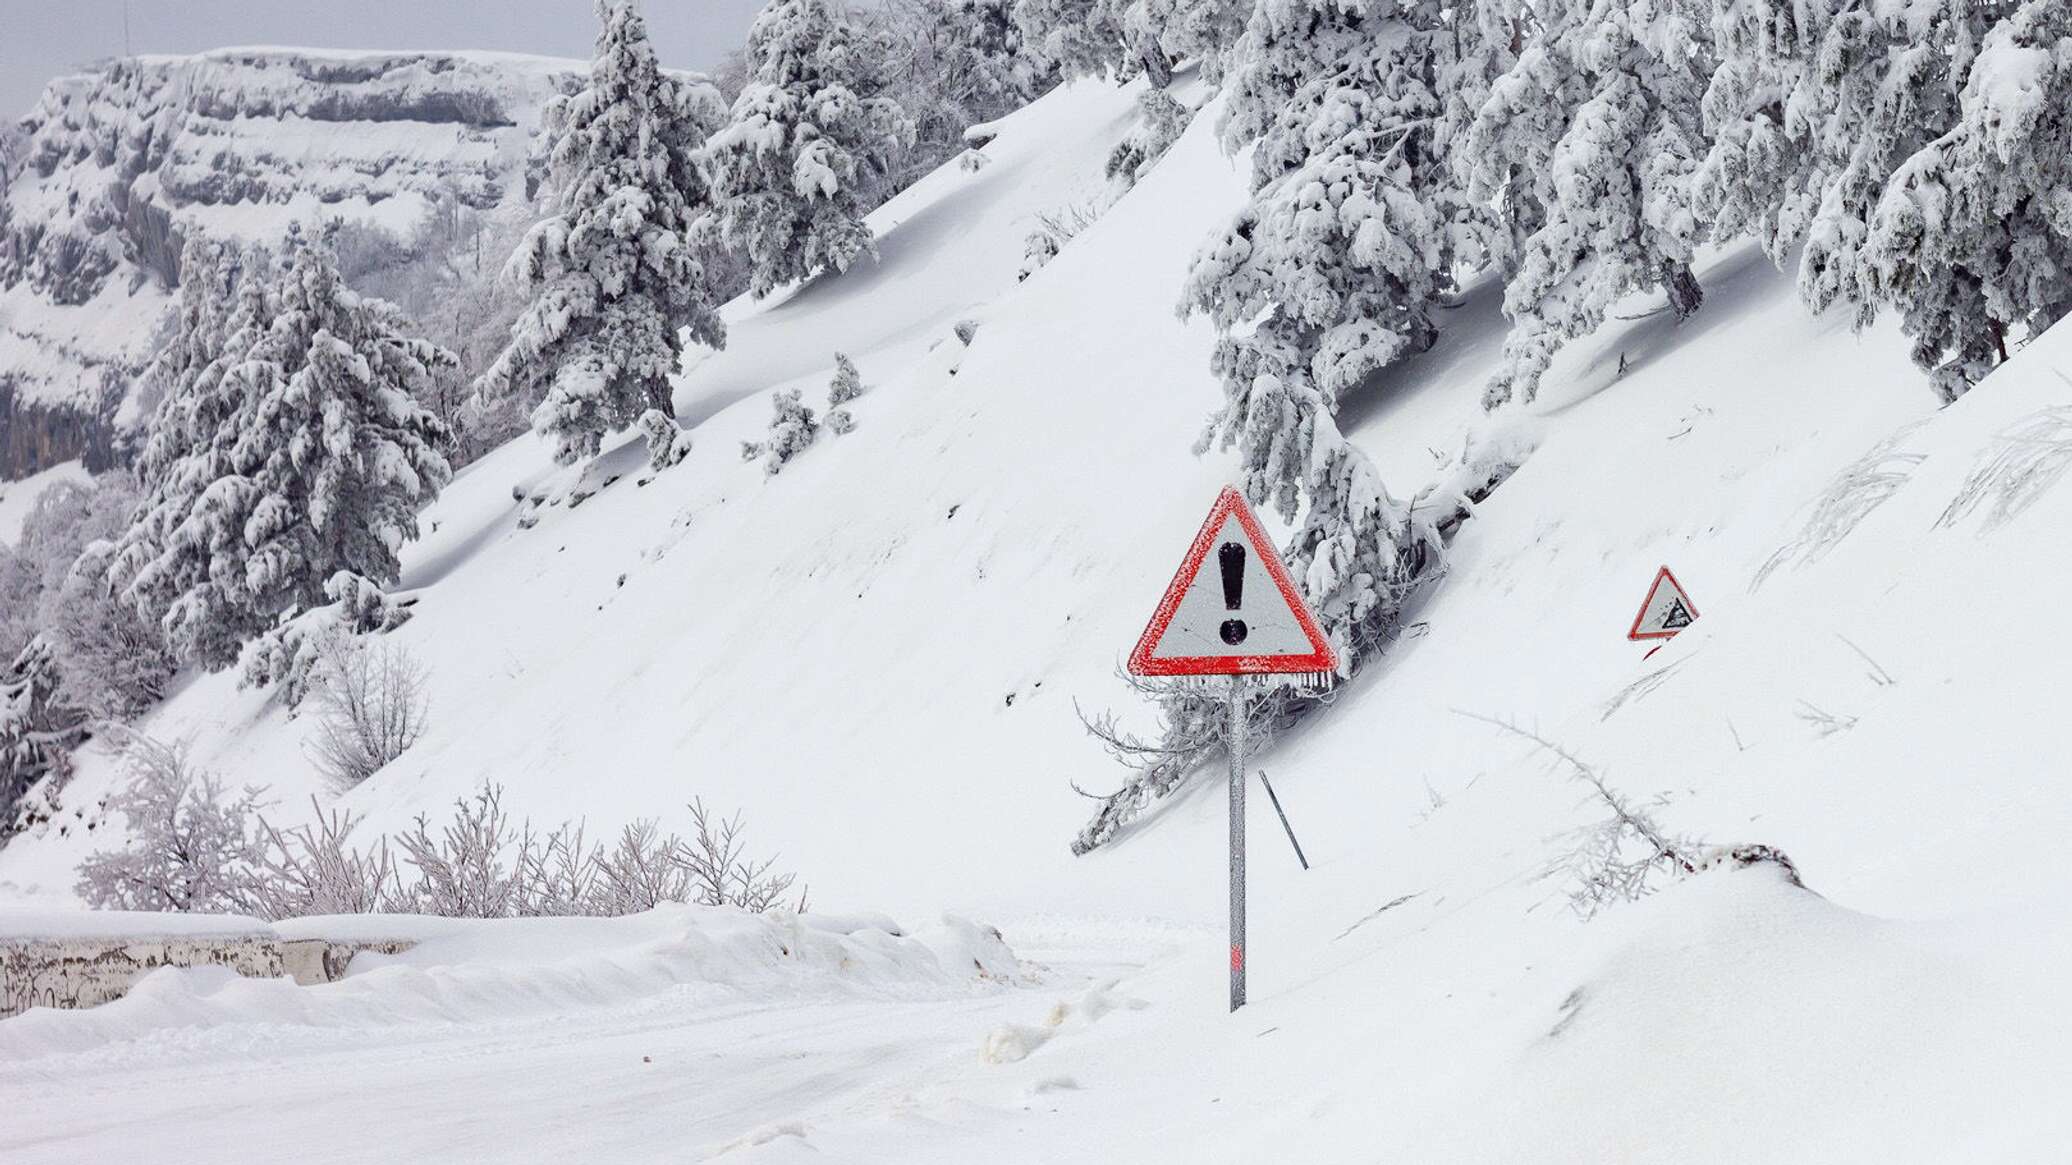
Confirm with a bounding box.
[0,48,587,480]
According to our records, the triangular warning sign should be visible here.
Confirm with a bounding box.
[1128,487,1337,678]
[1627,566,1700,641]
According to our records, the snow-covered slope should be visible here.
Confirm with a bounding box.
[8,71,2072,1161]
[0,48,584,477]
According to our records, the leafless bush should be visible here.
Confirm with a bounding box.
[1936,399,2072,533]
[514,820,598,917]
[1459,712,1703,918]
[1753,422,1928,590]
[391,785,526,918]
[248,797,401,920]
[1070,669,1311,855]
[308,637,430,790]
[678,798,798,912]
[74,731,265,913]
[592,819,692,915]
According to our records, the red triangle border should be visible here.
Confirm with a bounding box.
[1127,486,1338,677]
[1626,565,1699,641]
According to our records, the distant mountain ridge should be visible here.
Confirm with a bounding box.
[0,47,589,479]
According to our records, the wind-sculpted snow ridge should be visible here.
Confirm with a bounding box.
[0,48,586,477]
[0,906,1023,1065]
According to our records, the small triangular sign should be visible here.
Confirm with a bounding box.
[1128,487,1337,678]
[1627,566,1699,641]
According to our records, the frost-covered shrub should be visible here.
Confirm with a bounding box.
[306,637,431,791]
[1103,88,1192,195]
[741,388,822,476]
[74,732,264,914]
[826,352,865,434]
[248,798,401,920]
[1018,230,1060,281]
[678,797,799,912]
[241,572,414,708]
[638,409,695,471]
[590,819,692,915]
[391,784,527,919]
[0,472,172,723]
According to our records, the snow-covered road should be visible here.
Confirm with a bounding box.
[1,916,1178,1163]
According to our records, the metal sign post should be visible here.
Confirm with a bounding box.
[1125,487,1337,1014]
[1227,673,1247,1012]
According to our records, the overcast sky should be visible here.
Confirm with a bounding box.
[0,0,767,121]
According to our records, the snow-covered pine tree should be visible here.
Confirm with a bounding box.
[1013,0,1131,80]
[1856,0,2069,400]
[1693,0,1842,264]
[859,0,1049,190]
[702,0,916,299]
[825,351,864,433]
[130,238,240,444]
[230,230,454,635]
[114,230,452,672]
[1,637,85,833]
[476,0,729,465]
[1476,0,1714,407]
[1119,0,1250,86]
[942,0,1052,104]
[111,243,282,669]
[1185,0,1473,664]
[741,388,822,474]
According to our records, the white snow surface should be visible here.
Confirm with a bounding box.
[7,73,2072,1161]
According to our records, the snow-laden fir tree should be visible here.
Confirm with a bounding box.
[1013,0,1131,80]
[1186,0,1481,664]
[231,230,454,633]
[702,0,916,299]
[113,229,453,672]
[859,0,1050,190]
[1791,0,2006,335]
[1855,0,2068,399]
[476,0,729,464]
[130,237,241,440]
[110,242,282,670]
[826,351,864,434]
[1694,0,2050,398]
[1120,0,1251,85]
[1692,0,1845,264]
[1474,0,1714,406]
[741,388,822,474]
[1,637,85,833]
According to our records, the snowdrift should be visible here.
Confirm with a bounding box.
[0,906,1021,1065]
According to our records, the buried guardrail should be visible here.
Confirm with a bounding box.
[0,912,414,1018]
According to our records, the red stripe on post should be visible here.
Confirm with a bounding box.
[1230,944,1244,973]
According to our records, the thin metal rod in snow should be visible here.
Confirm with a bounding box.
[1257,770,1309,871]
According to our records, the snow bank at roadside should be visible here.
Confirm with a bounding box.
[1395,862,2072,1161]
[0,906,1025,1064]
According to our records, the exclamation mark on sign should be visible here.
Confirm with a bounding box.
[1218,542,1248,646]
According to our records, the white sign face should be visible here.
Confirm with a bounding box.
[1627,566,1699,640]
[1128,487,1335,677]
